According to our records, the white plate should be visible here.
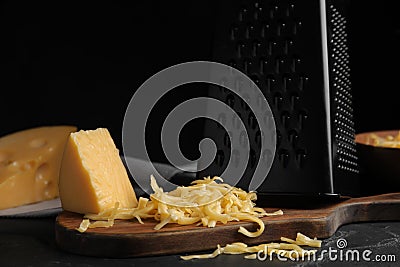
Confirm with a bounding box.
[0,156,197,217]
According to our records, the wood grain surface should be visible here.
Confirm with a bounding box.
[55,193,400,258]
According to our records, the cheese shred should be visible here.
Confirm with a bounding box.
[180,232,321,260]
[366,131,400,148]
[76,175,282,238]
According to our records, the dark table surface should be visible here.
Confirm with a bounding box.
[0,215,399,267]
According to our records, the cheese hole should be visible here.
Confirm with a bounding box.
[30,138,47,148]
[21,160,36,171]
[8,161,20,169]
[35,163,49,182]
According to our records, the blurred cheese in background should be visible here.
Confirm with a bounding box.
[0,126,77,210]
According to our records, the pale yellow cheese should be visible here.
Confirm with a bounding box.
[0,126,77,210]
[59,128,138,214]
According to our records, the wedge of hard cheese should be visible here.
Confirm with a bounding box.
[0,125,77,210]
[59,128,138,214]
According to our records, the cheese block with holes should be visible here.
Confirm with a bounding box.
[0,126,77,210]
[59,128,138,214]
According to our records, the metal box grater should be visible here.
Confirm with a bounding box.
[197,0,360,205]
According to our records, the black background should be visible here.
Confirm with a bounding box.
[1,0,400,164]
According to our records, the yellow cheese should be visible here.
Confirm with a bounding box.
[59,128,138,214]
[0,126,77,210]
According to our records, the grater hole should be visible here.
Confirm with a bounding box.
[276,20,286,36]
[273,92,283,110]
[259,58,268,75]
[291,56,301,72]
[238,6,248,22]
[243,58,253,74]
[252,40,261,57]
[269,5,279,20]
[266,75,276,92]
[230,25,239,41]
[282,73,292,91]
[261,23,271,38]
[276,57,289,74]
[278,149,290,168]
[245,24,255,39]
[285,3,295,17]
[274,57,282,74]
[276,130,282,147]
[280,110,290,129]
[298,75,308,91]
[295,149,307,168]
[293,20,302,35]
[237,42,246,58]
[288,129,298,147]
[267,40,277,56]
[298,109,308,129]
[284,38,294,55]
[253,8,260,21]
[290,92,300,110]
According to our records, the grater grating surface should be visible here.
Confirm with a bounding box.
[198,0,359,198]
[328,4,358,174]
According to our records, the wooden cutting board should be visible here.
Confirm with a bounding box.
[55,193,400,258]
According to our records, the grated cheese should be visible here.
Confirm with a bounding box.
[76,175,282,238]
[180,232,321,260]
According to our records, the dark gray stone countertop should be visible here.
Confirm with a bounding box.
[0,216,399,267]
